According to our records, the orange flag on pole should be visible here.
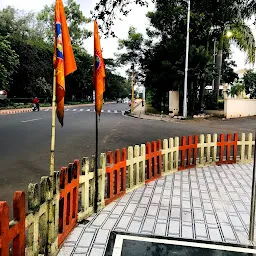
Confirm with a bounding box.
[94,20,106,116]
[54,0,77,126]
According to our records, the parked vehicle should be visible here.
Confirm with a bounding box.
[123,98,129,104]
[0,90,7,100]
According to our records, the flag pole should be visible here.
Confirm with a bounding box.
[94,110,99,213]
[249,131,256,241]
[50,69,56,179]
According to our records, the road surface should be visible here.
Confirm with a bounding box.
[0,102,255,207]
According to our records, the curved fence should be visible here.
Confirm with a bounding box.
[0,132,254,255]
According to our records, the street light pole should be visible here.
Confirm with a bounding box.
[212,38,216,90]
[183,0,190,119]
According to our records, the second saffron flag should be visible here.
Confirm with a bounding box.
[94,20,106,115]
[54,0,77,126]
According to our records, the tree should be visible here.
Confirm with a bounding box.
[0,36,19,91]
[116,26,145,83]
[212,1,255,104]
[37,0,92,45]
[93,0,148,36]
[0,6,41,41]
[244,70,256,98]
[104,58,131,99]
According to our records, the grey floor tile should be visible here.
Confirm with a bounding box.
[154,223,167,236]
[89,247,105,256]
[58,246,75,256]
[208,228,222,242]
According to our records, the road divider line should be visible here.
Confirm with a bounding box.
[87,109,90,111]
[21,118,42,123]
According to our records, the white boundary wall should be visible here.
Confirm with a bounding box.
[224,99,256,119]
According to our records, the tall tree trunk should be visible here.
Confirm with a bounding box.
[214,32,224,106]
[199,81,205,109]
[200,34,209,110]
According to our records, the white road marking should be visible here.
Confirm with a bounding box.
[72,109,77,111]
[112,234,256,256]
[44,109,50,111]
[107,110,111,113]
[80,109,84,111]
[101,110,104,112]
[114,110,118,113]
[65,109,70,111]
[87,109,90,111]
[21,118,42,123]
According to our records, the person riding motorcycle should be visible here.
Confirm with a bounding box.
[33,97,40,111]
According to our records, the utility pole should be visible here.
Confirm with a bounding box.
[131,64,135,112]
[183,0,190,119]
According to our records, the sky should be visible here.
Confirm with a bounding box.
[0,0,255,74]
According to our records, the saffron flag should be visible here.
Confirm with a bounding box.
[94,20,106,115]
[54,0,77,126]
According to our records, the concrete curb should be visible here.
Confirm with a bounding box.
[0,102,116,115]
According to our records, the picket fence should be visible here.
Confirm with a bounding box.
[0,132,254,255]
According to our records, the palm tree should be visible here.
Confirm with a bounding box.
[213,0,255,105]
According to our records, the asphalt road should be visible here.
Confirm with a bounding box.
[0,102,255,208]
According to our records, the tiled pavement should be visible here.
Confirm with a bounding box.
[58,163,255,255]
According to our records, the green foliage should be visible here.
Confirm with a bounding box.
[116,26,144,82]
[37,0,92,45]
[221,60,238,84]
[230,82,245,97]
[244,70,256,98]
[0,4,127,104]
[0,36,19,90]
[204,92,224,110]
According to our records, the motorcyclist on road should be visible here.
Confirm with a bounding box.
[33,97,40,111]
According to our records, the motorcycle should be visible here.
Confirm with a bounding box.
[32,103,40,111]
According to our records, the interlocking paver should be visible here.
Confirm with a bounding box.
[58,164,256,256]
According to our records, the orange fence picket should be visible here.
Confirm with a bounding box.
[0,191,25,256]
[178,135,198,171]
[217,133,238,165]
[58,160,80,246]
[105,149,127,205]
[145,140,162,183]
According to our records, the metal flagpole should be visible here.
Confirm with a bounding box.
[94,110,99,213]
[249,132,256,241]
[50,69,56,180]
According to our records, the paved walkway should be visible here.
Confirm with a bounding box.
[58,163,255,255]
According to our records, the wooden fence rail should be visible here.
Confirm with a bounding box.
[0,132,254,255]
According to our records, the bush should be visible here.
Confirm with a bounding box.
[204,92,224,110]
[0,98,13,108]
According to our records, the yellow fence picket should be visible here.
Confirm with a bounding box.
[237,133,255,163]
[127,144,146,192]
[162,137,179,174]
